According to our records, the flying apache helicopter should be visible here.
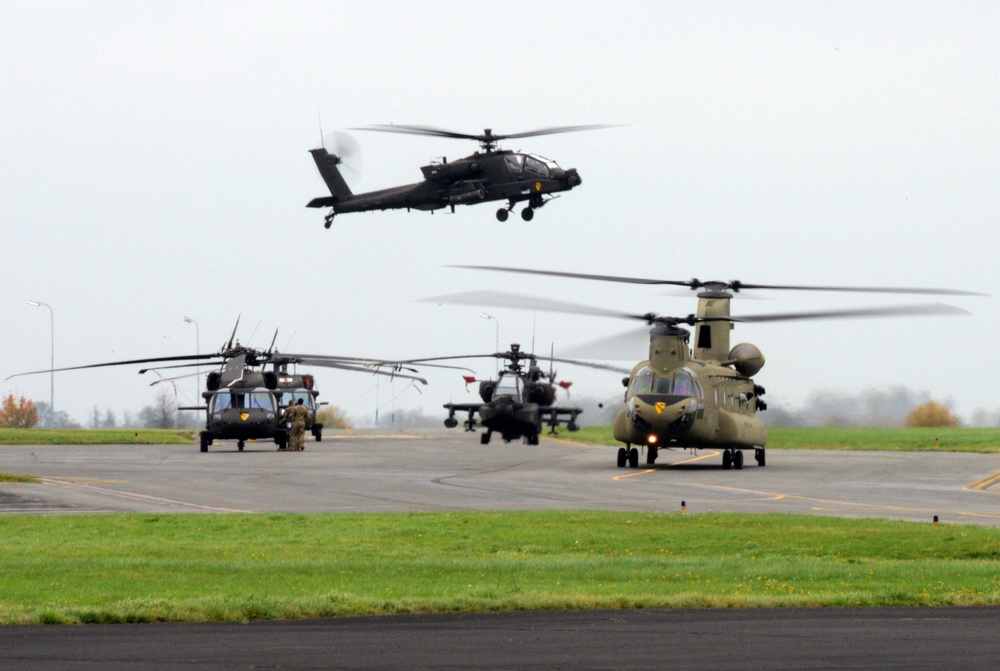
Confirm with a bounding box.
[7,321,428,452]
[431,266,980,469]
[390,343,626,445]
[307,124,615,227]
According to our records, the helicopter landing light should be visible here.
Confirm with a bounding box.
[648,434,659,445]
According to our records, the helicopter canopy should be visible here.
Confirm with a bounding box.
[503,153,560,178]
[210,390,276,413]
[629,367,702,398]
[493,373,523,399]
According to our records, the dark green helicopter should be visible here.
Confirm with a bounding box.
[307,124,615,227]
[391,343,627,445]
[7,321,428,452]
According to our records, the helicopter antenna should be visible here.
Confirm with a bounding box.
[318,111,325,148]
[267,328,279,354]
[284,331,297,351]
[531,313,537,354]
[245,320,262,347]
[225,316,241,350]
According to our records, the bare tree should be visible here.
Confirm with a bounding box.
[138,388,177,429]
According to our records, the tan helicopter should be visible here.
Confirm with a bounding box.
[434,267,980,470]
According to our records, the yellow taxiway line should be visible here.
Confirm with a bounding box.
[964,470,1000,492]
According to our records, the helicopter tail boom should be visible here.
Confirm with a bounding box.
[308,148,353,203]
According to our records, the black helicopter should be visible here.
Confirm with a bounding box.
[7,322,428,452]
[307,124,615,227]
[392,343,625,445]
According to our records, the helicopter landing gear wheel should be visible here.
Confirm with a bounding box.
[521,207,534,221]
[237,440,245,451]
[722,449,733,469]
[324,212,335,229]
[526,434,539,446]
[628,447,639,468]
[755,448,766,467]
[199,431,210,453]
[646,445,658,465]
[617,447,627,468]
[480,431,492,445]
[733,449,744,470]
[496,208,509,222]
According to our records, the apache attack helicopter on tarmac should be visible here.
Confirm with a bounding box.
[307,124,616,227]
[433,265,980,469]
[7,321,428,452]
[390,343,627,445]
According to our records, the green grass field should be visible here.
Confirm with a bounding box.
[569,426,1000,453]
[0,511,996,624]
[0,428,196,445]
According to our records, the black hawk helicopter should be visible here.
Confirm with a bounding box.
[389,343,626,445]
[307,124,615,227]
[433,266,981,469]
[7,321,428,452]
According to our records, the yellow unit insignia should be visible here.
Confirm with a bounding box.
[240,412,250,421]
[535,182,542,191]
[655,402,666,414]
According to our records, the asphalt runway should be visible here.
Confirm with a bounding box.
[1,429,998,524]
[2,430,998,669]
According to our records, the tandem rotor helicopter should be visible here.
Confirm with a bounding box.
[432,265,982,470]
[7,320,428,452]
[307,124,616,227]
[390,343,626,445]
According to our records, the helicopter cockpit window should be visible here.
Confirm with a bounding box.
[248,392,275,411]
[630,367,655,395]
[282,391,313,408]
[672,371,694,397]
[211,393,233,413]
[524,155,550,178]
[653,378,673,394]
[504,154,524,173]
[493,374,521,398]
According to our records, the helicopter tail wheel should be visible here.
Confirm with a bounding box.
[496,208,509,222]
[521,207,534,221]
[617,446,627,468]
[755,448,766,467]
[722,449,733,469]
[628,447,639,468]
[733,449,744,470]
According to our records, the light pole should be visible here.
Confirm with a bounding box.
[27,300,53,427]
[183,317,200,409]
[480,313,499,352]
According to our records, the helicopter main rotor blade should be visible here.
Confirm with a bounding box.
[448,265,986,296]
[560,327,654,360]
[300,359,427,385]
[728,302,970,323]
[5,353,223,381]
[537,356,632,374]
[138,360,226,374]
[421,290,657,323]
[355,124,620,144]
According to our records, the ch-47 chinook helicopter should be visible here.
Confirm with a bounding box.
[307,124,616,227]
[390,343,627,445]
[7,321,428,452]
[432,266,981,469]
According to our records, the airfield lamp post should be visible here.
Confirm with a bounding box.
[183,316,200,415]
[480,313,499,353]
[27,300,53,428]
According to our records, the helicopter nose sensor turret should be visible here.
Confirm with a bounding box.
[565,168,581,187]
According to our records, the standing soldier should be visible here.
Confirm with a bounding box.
[282,398,312,451]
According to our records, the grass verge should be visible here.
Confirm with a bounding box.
[0,472,39,483]
[0,429,196,445]
[0,511,997,624]
[567,426,1000,453]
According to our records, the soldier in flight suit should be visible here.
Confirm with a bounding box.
[283,398,312,451]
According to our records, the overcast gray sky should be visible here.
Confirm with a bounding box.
[3,1,997,426]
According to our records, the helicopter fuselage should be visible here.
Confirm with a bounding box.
[308,148,581,224]
[444,369,581,445]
